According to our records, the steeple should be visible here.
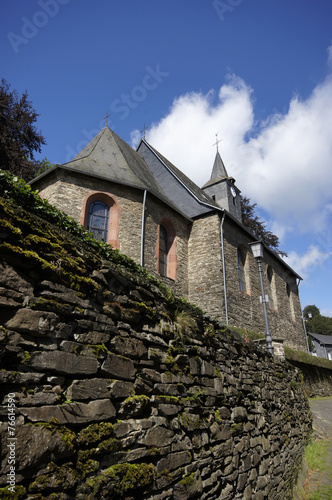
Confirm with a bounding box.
[202,147,242,223]
[210,150,229,180]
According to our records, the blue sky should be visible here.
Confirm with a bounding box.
[2,0,332,315]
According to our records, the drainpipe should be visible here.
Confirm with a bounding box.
[298,280,310,354]
[140,190,147,267]
[220,213,229,325]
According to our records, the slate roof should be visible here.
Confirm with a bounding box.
[137,139,219,218]
[202,151,230,189]
[309,333,332,346]
[31,127,190,219]
[63,127,165,195]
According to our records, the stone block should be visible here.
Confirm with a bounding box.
[138,426,175,447]
[66,378,112,400]
[5,309,58,336]
[20,399,116,424]
[0,419,73,476]
[157,450,191,473]
[101,352,135,380]
[29,350,99,375]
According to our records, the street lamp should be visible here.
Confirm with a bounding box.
[249,241,274,356]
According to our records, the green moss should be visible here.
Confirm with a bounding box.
[77,437,120,462]
[0,242,56,272]
[90,344,110,357]
[0,485,26,499]
[179,472,195,487]
[21,351,31,364]
[77,422,115,446]
[82,462,156,498]
[214,409,222,424]
[32,421,76,451]
[133,301,157,320]
[28,461,77,493]
[285,345,332,370]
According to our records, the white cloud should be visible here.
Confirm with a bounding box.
[131,46,332,240]
[285,245,331,279]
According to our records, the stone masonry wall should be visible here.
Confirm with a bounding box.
[0,197,312,499]
[220,217,306,352]
[187,213,224,317]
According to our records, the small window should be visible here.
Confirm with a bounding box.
[267,266,275,310]
[87,201,109,241]
[237,247,247,293]
[159,225,168,277]
[157,218,177,280]
[287,284,295,321]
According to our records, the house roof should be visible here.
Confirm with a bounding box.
[309,332,332,346]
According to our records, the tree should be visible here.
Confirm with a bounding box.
[0,78,46,181]
[240,195,287,257]
[304,304,332,336]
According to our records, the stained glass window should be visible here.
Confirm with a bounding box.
[87,201,109,241]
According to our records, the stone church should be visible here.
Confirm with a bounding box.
[30,126,307,352]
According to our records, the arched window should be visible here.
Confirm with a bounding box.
[157,218,177,281]
[237,247,247,293]
[80,191,120,248]
[267,266,276,310]
[87,201,109,241]
[286,284,295,321]
[159,225,168,277]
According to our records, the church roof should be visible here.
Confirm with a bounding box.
[137,140,219,218]
[63,126,165,195]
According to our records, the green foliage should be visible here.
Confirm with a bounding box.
[304,304,332,337]
[0,79,46,181]
[241,194,287,257]
[35,157,54,177]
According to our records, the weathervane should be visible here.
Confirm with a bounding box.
[104,111,110,127]
[213,132,222,153]
[141,123,149,139]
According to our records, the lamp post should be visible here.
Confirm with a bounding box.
[249,241,274,356]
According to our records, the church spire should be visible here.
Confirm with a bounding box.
[202,135,242,222]
[211,150,229,180]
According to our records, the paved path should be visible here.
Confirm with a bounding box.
[304,397,332,498]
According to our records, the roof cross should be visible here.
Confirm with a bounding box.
[213,133,222,153]
[104,111,111,127]
[141,123,149,139]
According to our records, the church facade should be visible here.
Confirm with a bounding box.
[30,126,307,352]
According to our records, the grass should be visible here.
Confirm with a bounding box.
[302,438,332,500]
[305,440,328,472]
[306,485,332,500]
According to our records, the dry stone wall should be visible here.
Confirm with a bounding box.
[0,196,312,499]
